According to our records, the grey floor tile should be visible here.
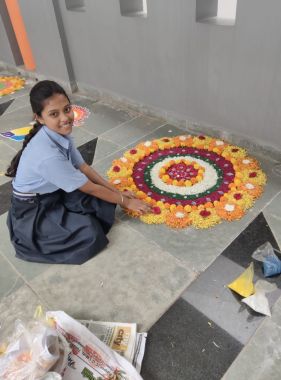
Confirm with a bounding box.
[141,298,243,380]
[0,99,14,116]
[0,213,52,282]
[29,222,195,331]
[0,141,17,179]
[182,255,266,345]
[82,102,138,136]
[0,253,23,301]
[78,137,97,165]
[223,296,281,380]
[93,137,122,163]
[0,180,12,215]
[71,125,97,146]
[3,94,30,114]
[263,213,281,249]
[0,105,33,134]
[0,283,47,338]
[121,210,255,273]
[101,115,165,147]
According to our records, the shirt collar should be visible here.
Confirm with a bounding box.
[43,125,70,150]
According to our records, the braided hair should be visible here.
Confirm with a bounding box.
[5,80,70,177]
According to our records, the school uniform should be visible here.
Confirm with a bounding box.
[7,126,116,264]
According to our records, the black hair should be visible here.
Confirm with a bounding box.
[5,80,70,177]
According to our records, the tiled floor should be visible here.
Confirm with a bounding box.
[0,71,281,379]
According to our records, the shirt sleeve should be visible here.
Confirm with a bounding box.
[39,155,88,193]
[69,139,85,168]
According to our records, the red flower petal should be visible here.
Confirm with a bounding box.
[249,172,257,178]
[152,206,161,214]
[200,210,211,217]
[113,165,120,172]
[234,193,242,200]
[130,149,137,154]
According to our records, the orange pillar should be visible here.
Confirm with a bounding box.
[5,0,36,70]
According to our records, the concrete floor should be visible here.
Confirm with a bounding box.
[0,72,281,379]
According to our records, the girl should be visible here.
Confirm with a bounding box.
[6,80,150,264]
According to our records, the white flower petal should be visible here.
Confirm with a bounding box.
[150,155,218,195]
[245,183,255,189]
[175,212,185,218]
[144,141,152,147]
[224,204,235,212]
[120,157,128,163]
[216,140,224,146]
[113,179,121,185]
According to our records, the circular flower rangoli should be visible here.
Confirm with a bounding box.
[108,135,266,229]
[0,76,25,97]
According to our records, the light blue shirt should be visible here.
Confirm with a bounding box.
[13,126,88,194]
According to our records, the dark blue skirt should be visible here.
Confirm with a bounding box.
[7,190,116,264]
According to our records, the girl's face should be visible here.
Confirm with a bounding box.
[36,93,74,136]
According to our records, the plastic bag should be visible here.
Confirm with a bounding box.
[0,307,69,380]
[242,290,271,316]
[228,262,255,297]
[252,242,281,277]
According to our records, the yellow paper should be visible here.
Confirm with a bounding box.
[11,126,32,136]
[228,262,255,297]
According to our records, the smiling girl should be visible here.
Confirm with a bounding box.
[6,80,150,264]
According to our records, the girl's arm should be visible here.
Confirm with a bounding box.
[79,163,151,213]
[79,162,119,193]
[79,180,151,213]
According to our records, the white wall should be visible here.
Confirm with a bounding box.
[1,0,280,150]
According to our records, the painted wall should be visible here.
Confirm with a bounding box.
[57,0,281,149]
[17,0,69,81]
[1,0,281,149]
[0,13,15,65]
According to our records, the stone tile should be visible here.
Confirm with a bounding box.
[3,94,30,114]
[0,180,12,216]
[182,255,266,345]
[121,209,255,273]
[263,213,281,250]
[77,137,98,165]
[93,137,122,163]
[101,115,165,147]
[0,99,14,116]
[223,298,281,380]
[0,105,33,134]
[0,252,23,301]
[0,142,17,185]
[81,102,138,136]
[0,283,47,338]
[141,298,242,380]
[29,222,195,331]
[0,213,52,282]
[65,125,96,147]
[263,191,281,219]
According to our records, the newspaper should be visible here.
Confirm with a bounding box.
[47,311,143,380]
[79,320,147,373]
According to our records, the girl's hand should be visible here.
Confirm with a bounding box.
[121,189,136,199]
[123,198,151,214]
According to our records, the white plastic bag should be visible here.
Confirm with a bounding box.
[252,242,281,277]
[242,290,271,317]
[0,319,61,380]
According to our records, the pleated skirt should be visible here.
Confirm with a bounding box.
[7,189,116,264]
